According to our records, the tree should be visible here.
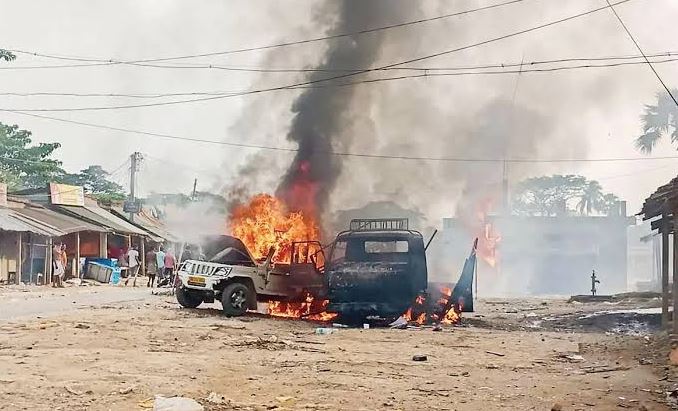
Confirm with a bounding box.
[577,180,604,215]
[636,89,678,153]
[59,165,126,204]
[512,174,619,216]
[0,122,63,189]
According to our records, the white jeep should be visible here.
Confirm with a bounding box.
[175,235,325,316]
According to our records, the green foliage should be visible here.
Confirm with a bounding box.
[59,165,126,204]
[0,49,16,62]
[0,123,63,189]
[512,174,619,216]
[637,90,678,153]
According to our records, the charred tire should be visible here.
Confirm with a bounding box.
[221,282,252,317]
[176,286,204,309]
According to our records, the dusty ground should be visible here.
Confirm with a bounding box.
[0,285,674,411]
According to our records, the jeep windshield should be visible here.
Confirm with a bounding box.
[328,235,412,266]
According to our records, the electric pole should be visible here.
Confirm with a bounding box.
[129,152,143,222]
[191,178,197,201]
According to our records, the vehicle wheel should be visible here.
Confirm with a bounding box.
[221,282,251,317]
[176,286,203,309]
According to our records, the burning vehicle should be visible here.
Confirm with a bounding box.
[324,219,476,324]
[175,214,476,325]
[175,235,327,317]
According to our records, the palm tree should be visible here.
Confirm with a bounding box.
[636,89,678,154]
[577,180,604,215]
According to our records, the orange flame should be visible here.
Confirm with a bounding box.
[267,292,337,322]
[229,193,320,263]
[475,200,501,268]
[402,286,462,326]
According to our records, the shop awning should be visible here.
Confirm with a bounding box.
[55,205,149,236]
[0,208,65,237]
[109,207,179,243]
[15,204,107,234]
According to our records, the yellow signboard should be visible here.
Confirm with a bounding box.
[49,183,85,206]
[0,183,6,207]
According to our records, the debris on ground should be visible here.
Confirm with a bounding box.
[153,395,204,411]
[74,323,90,329]
[389,316,408,329]
[412,355,428,362]
[485,351,505,357]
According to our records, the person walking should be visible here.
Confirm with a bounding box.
[156,246,166,284]
[163,249,176,286]
[125,245,140,287]
[146,247,157,288]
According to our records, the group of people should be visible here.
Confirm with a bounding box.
[144,246,176,288]
[51,243,68,287]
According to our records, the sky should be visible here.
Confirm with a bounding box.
[1,0,677,224]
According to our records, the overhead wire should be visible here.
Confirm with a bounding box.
[8,0,528,65]
[4,109,678,164]
[0,0,634,113]
[2,51,678,102]
[4,54,677,112]
[605,0,678,108]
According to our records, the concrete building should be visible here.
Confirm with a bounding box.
[429,204,634,296]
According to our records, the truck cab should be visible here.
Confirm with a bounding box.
[324,219,428,322]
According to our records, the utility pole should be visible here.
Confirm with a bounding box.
[129,152,143,222]
[191,178,197,201]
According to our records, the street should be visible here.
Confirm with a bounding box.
[0,286,671,410]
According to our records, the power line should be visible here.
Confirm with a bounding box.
[9,0,527,65]
[4,109,678,164]
[6,48,677,73]
[4,54,677,112]
[0,0,636,113]
[2,51,678,101]
[605,0,678,108]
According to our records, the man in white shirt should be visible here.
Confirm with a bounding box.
[125,245,140,287]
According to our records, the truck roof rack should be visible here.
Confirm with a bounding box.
[349,218,409,232]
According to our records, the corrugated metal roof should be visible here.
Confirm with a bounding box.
[15,205,107,234]
[109,207,179,242]
[55,205,148,236]
[0,208,65,236]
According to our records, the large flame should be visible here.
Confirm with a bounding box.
[475,199,501,268]
[268,292,337,322]
[402,287,462,326]
[229,193,320,263]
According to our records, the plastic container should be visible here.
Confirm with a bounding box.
[110,267,121,285]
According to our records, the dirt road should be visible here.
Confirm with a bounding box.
[0,287,672,410]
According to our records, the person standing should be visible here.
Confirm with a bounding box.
[125,245,140,287]
[156,246,166,283]
[52,242,65,288]
[163,249,176,286]
[145,247,157,288]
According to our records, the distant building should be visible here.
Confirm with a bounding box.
[429,203,634,296]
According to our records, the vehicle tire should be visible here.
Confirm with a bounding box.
[221,282,251,317]
[176,285,203,309]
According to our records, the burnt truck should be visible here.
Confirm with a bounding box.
[175,218,475,322]
[324,219,476,323]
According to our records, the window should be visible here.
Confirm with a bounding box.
[330,240,347,263]
[364,240,409,253]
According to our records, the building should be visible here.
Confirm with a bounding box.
[428,203,634,296]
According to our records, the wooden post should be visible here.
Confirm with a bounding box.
[663,216,670,329]
[673,215,678,335]
[16,232,22,285]
[76,232,81,279]
[46,237,53,286]
[140,238,145,278]
[100,232,108,258]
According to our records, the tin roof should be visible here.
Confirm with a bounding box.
[0,208,65,236]
[15,204,107,234]
[109,207,179,242]
[55,205,148,236]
